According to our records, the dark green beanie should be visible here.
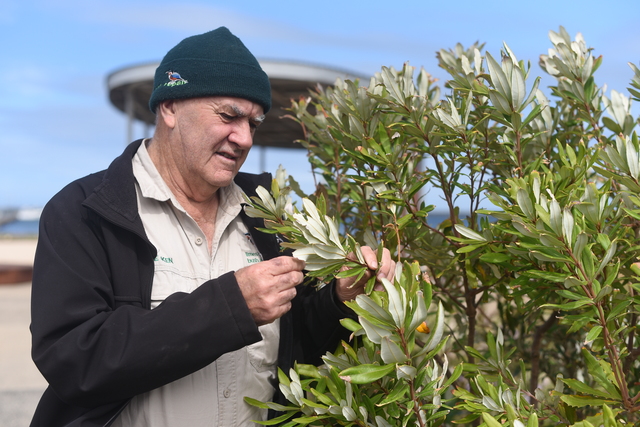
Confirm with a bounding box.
[149,27,271,114]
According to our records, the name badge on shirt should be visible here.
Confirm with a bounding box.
[243,233,263,265]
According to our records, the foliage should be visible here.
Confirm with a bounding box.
[245,26,640,426]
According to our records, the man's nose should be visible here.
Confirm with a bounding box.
[229,120,254,148]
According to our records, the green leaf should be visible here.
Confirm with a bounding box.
[292,415,329,424]
[423,302,446,353]
[573,232,588,259]
[381,278,405,328]
[562,378,616,399]
[339,318,363,333]
[377,381,410,406]
[516,188,534,219]
[541,299,593,310]
[606,299,632,321]
[562,207,574,245]
[359,316,392,344]
[278,368,291,386]
[441,363,464,390]
[339,363,396,384]
[479,253,512,263]
[521,94,543,126]
[350,294,395,326]
[381,336,408,364]
[596,241,617,276]
[309,388,336,407]
[524,269,569,283]
[244,396,299,413]
[396,364,417,381]
[335,265,367,279]
[549,198,562,235]
[594,285,612,302]
[296,363,321,379]
[454,224,487,241]
[556,289,588,301]
[243,396,270,410]
[560,394,618,408]
[602,404,618,427]
[408,289,428,332]
[486,52,511,104]
[251,411,297,425]
[530,250,571,262]
[581,348,622,399]
[396,213,414,228]
[509,59,526,110]
[539,233,565,249]
[456,243,487,253]
[482,412,503,427]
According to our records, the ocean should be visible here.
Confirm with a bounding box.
[0,219,39,237]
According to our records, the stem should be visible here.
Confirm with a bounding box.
[334,145,342,217]
[565,244,632,410]
[515,130,524,178]
[462,133,483,230]
[529,312,558,400]
[596,302,632,407]
[428,144,459,232]
[408,381,425,427]
[358,168,377,242]
[624,287,637,374]
[399,327,426,427]
[462,267,477,361]
[423,132,478,357]
[435,281,467,312]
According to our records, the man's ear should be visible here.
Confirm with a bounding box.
[157,100,177,129]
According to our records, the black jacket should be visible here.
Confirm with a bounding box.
[30,140,350,426]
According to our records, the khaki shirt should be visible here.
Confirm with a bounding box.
[113,141,279,426]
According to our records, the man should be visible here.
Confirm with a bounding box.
[30,27,393,426]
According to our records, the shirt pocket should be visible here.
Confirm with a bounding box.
[247,320,280,372]
[149,267,200,309]
[238,232,264,267]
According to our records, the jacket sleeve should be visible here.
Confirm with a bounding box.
[292,280,355,365]
[30,187,262,408]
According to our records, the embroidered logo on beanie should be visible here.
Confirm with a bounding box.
[164,71,188,87]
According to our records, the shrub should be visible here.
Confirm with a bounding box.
[245,26,640,426]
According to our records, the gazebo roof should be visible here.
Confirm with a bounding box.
[107,60,367,149]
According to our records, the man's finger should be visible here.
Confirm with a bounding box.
[377,250,394,279]
[360,246,379,270]
[267,256,306,275]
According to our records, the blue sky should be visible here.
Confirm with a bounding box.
[1,0,639,209]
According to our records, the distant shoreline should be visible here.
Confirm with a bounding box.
[0,220,39,238]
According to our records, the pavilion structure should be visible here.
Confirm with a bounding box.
[106,60,367,153]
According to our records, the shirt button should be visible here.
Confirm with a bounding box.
[223,389,231,398]
[195,237,203,246]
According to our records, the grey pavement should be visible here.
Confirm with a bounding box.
[0,281,46,427]
[0,239,46,427]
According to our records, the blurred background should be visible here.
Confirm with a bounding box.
[0,1,638,425]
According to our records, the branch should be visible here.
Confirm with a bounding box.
[529,311,558,399]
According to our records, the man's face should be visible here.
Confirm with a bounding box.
[166,96,265,198]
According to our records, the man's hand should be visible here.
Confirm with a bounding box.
[336,246,396,302]
[234,256,305,326]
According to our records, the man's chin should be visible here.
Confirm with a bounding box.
[208,171,238,189]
